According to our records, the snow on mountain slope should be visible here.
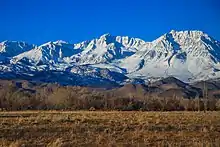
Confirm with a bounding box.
[11,41,79,65]
[0,63,127,87]
[11,33,144,65]
[119,30,220,82]
[1,30,220,86]
[0,41,34,59]
[69,33,145,64]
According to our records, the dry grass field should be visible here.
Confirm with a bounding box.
[0,111,220,147]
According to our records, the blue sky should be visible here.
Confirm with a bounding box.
[1,0,220,45]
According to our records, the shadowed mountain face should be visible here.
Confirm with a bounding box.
[192,80,220,98]
[1,30,220,87]
[151,77,202,98]
[108,77,203,99]
[1,76,220,102]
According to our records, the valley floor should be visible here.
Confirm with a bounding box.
[0,111,220,147]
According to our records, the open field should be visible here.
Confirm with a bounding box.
[0,111,220,147]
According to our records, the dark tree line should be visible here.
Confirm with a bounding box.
[0,84,220,111]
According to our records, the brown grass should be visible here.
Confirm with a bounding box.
[0,111,220,147]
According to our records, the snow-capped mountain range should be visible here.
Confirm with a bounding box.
[1,30,220,87]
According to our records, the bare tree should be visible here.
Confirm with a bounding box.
[203,82,208,113]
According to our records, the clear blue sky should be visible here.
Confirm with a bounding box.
[1,0,220,45]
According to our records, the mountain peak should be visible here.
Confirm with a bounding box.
[97,33,115,45]
[0,40,34,57]
[0,40,9,44]
[169,30,205,34]
[53,40,69,44]
[100,33,112,38]
[169,30,177,34]
[154,30,210,43]
[0,40,29,45]
[39,41,54,47]
[168,30,207,38]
